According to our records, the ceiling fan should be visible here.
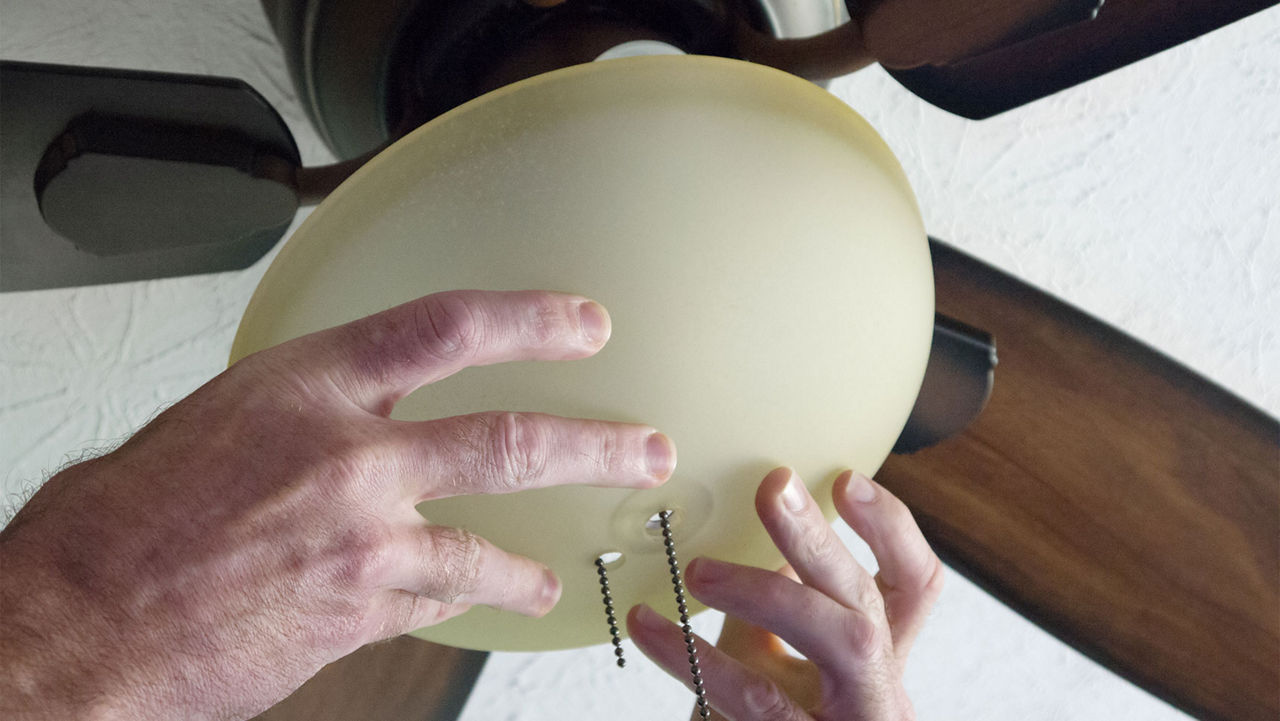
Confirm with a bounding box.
[1,2,1275,721]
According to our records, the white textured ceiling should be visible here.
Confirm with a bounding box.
[2,2,1276,719]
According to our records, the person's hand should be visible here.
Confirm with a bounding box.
[627,467,942,720]
[0,290,676,721]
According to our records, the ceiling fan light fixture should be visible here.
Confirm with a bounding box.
[231,54,935,652]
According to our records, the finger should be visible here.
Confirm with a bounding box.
[291,290,611,414]
[685,557,881,671]
[385,524,562,618]
[627,604,815,721]
[754,467,883,617]
[401,411,676,500]
[374,591,474,639]
[834,470,944,656]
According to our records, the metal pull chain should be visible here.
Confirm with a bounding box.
[594,555,626,668]
[659,509,711,720]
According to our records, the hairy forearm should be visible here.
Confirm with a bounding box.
[1,617,122,720]
[1,471,145,721]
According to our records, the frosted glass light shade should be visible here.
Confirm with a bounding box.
[230,56,932,651]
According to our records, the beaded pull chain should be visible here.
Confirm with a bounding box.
[592,511,712,718]
[594,555,626,668]
[658,510,711,720]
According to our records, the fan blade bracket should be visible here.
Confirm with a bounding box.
[893,312,998,454]
[34,113,299,258]
[0,61,301,291]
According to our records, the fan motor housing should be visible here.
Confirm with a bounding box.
[261,0,845,159]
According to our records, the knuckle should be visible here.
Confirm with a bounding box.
[332,524,393,590]
[384,593,426,638]
[384,593,450,638]
[795,524,841,568]
[861,581,889,623]
[487,412,549,489]
[427,527,483,602]
[325,433,372,475]
[839,609,887,661]
[318,431,387,503]
[594,427,623,476]
[414,293,482,362]
[744,677,799,720]
[529,295,570,346]
[921,555,946,598]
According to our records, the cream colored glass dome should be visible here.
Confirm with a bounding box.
[230,55,933,652]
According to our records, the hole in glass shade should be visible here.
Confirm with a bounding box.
[644,508,684,537]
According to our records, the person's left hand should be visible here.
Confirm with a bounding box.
[626,467,944,720]
[0,289,674,721]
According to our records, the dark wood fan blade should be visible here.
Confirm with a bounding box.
[878,239,1279,720]
[881,0,1278,119]
[252,637,487,721]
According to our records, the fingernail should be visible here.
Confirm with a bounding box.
[540,568,562,613]
[646,432,676,481]
[578,301,611,345]
[780,471,809,513]
[633,603,665,631]
[846,471,877,503]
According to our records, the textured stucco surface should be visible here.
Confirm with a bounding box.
[1,1,1276,719]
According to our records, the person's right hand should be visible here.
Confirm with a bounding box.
[0,290,675,721]
[627,467,942,721]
